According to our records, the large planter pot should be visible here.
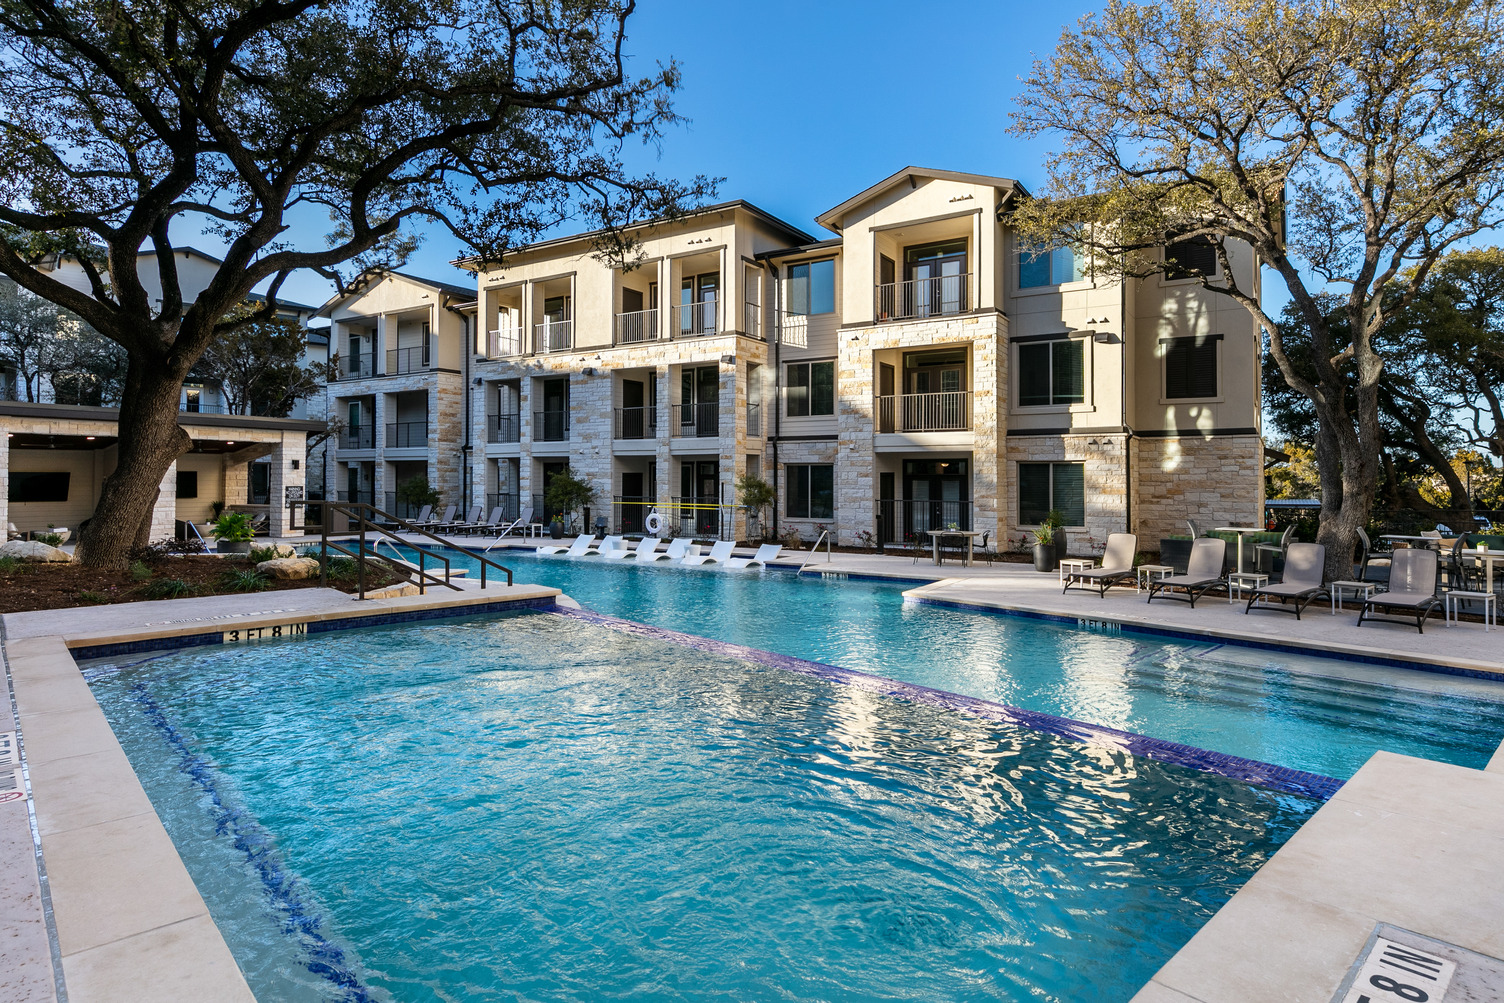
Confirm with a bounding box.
[217,540,251,555]
[549,521,565,540]
[1033,542,1057,573]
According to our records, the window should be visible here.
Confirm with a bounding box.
[1018,462,1085,526]
[176,470,199,499]
[787,259,835,316]
[8,471,70,503]
[1017,339,1084,407]
[787,464,834,519]
[1018,244,1084,288]
[1165,237,1218,280]
[786,361,835,417]
[1163,334,1220,399]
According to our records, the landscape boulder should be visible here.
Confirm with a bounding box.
[256,557,321,580]
[0,540,72,563]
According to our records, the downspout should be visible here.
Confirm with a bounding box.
[767,259,782,540]
[1121,279,1132,535]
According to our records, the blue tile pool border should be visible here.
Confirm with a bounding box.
[552,605,1344,802]
[907,596,1504,683]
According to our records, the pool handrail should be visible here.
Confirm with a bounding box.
[312,500,514,598]
[798,529,834,572]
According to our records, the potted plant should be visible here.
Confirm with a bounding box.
[211,511,256,554]
[543,470,596,534]
[549,513,565,539]
[1032,508,1065,572]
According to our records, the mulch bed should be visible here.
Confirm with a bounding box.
[0,554,404,615]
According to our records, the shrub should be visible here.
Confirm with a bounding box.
[217,568,270,593]
[0,555,20,574]
[326,555,358,580]
[140,578,202,600]
[395,475,441,514]
[248,545,283,564]
[129,537,206,564]
[35,532,63,547]
[76,590,109,604]
[128,560,153,582]
[544,470,596,530]
[211,512,256,543]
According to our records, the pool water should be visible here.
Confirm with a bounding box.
[410,547,1504,780]
[87,613,1317,1003]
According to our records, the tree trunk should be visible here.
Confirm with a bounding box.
[74,356,191,569]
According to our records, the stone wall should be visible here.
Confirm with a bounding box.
[1132,434,1264,548]
[1004,434,1129,554]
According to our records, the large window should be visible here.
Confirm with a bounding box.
[1163,334,1220,399]
[787,259,835,316]
[176,470,199,499]
[786,464,834,519]
[8,471,70,503]
[1018,244,1084,288]
[1165,237,1219,280]
[1017,339,1084,407]
[1018,462,1085,526]
[786,361,835,417]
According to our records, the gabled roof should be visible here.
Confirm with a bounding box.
[314,268,475,317]
[814,167,1028,234]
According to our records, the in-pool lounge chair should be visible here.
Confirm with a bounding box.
[1146,537,1227,608]
[1243,542,1328,619]
[642,538,698,562]
[1063,533,1138,596]
[606,537,660,561]
[538,534,595,557]
[585,536,626,557]
[1356,548,1442,633]
[682,540,736,566]
[726,544,783,570]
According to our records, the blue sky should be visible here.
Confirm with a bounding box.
[267,0,1104,307]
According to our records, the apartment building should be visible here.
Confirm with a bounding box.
[326,167,1263,548]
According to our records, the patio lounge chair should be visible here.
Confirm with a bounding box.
[726,544,783,569]
[642,538,698,562]
[682,540,736,566]
[584,535,626,557]
[1146,537,1227,608]
[1357,548,1442,633]
[1063,533,1138,597]
[438,505,484,533]
[414,505,455,531]
[1243,542,1328,619]
[493,507,535,537]
[537,534,595,557]
[463,507,507,536]
[605,537,659,560]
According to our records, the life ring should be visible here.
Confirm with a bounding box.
[644,512,664,535]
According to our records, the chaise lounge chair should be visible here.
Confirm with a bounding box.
[414,505,455,531]
[726,544,783,570]
[642,538,698,562]
[1146,537,1227,608]
[1243,542,1328,619]
[438,505,484,534]
[682,540,736,566]
[1356,548,1442,633]
[537,534,595,557]
[606,537,660,560]
[1063,533,1138,596]
[464,507,508,536]
[584,535,626,557]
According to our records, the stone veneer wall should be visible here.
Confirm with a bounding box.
[1004,434,1129,554]
[1131,435,1264,547]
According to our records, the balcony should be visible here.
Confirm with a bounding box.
[876,391,972,433]
[486,413,521,444]
[674,301,718,338]
[876,498,973,545]
[746,402,763,437]
[385,421,428,447]
[670,496,723,537]
[672,402,719,438]
[383,492,427,521]
[484,492,521,521]
[533,409,570,442]
[487,327,525,358]
[614,495,655,534]
[613,406,658,440]
[340,356,374,379]
[534,319,573,354]
[614,308,660,346]
[743,301,761,340]
[339,427,375,450]
[875,274,971,322]
[386,345,430,375]
[180,401,228,415]
[337,489,375,506]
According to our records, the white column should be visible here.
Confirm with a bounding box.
[375,314,390,374]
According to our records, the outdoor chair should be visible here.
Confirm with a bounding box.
[414,505,455,531]
[643,538,698,562]
[1146,537,1227,608]
[1254,524,1294,575]
[1355,527,1392,584]
[726,544,783,569]
[1244,542,1329,619]
[465,507,507,536]
[498,507,535,537]
[605,537,660,561]
[1186,518,1204,539]
[1063,533,1138,597]
[1356,547,1441,632]
[438,505,484,534]
[683,540,736,566]
[537,534,595,557]
[584,536,626,557]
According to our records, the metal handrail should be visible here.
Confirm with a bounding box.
[312,500,513,598]
[799,528,833,571]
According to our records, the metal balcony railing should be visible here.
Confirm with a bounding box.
[337,489,374,506]
[746,402,763,437]
[340,355,374,379]
[614,308,660,345]
[535,319,573,354]
[675,301,718,338]
[876,391,973,433]
[670,496,723,538]
[487,327,525,358]
[339,427,375,450]
[614,495,655,534]
[671,402,719,437]
[487,413,521,444]
[385,421,428,447]
[874,273,971,321]
[613,406,658,440]
[386,345,430,374]
[179,401,228,414]
[383,492,428,521]
[876,499,973,545]
[743,301,761,339]
[533,410,569,442]
[485,492,521,521]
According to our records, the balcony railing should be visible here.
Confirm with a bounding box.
[386,345,430,375]
[533,409,570,442]
[337,489,374,506]
[876,499,973,545]
[487,413,521,444]
[775,310,809,348]
[876,391,973,433]
[487,327,525,358]
[484,492,522,521]
[385,421,428,447]
[535,319,573,354]
[672,402,719,438]
[613,406,658,440]
[670,496,723,538]
[743,301,761,340]
[675,301,718,338]
[383,492,428,521]
[340,355,374,379]
[180,401,228,414]
[339,427,375,450]
[746,401,763,437]
[875,273,971,321]
[614,308,660,345]
[614,495,655,534]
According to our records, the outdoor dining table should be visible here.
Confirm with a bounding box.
[1214,525,1264,574]
[926,529,979,567]
[1379,534,1449,548]
[1466,549,1504,594]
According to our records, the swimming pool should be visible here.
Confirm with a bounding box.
[408,546,1504,781]
[87,612,1317,1002]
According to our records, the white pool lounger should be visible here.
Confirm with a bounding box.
[725,544,783,570]
[537,534,596,557]
[642,538,698,562]
[606,537,660,560]
[682,540,736,566]
[584,535,626,557]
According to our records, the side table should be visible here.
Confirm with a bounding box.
[1329,580,1376,615]
[1059,558,1096,582]
[1136,564,1174,594]
[1227,571,1268,604]
[1445,590,1497,631]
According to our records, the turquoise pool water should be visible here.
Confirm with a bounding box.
[87,613,1317,1003]
[412,546,1504,780]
